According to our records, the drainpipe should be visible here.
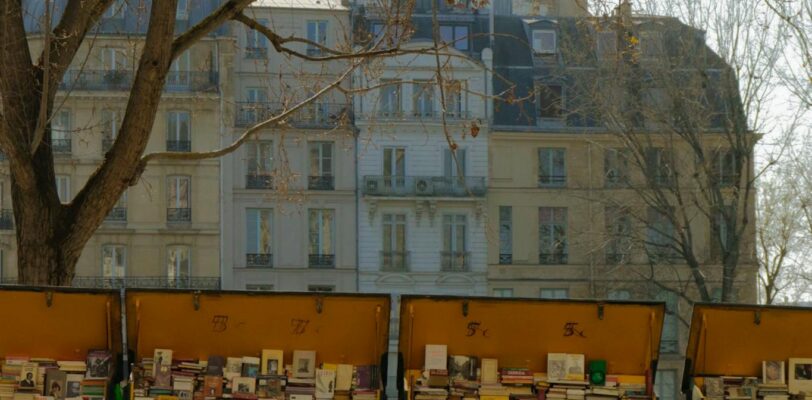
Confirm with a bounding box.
[216,39,226,290]
[586,139,595,298]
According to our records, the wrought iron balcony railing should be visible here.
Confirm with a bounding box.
[363,175,486,197]
[308,175,335,191]
[246,174,273,189]
[0,276,221,290]
[539,252,569,265]
[60,70,218,92]
[235,102,350,128]
[167,208,191,223]
[441,251,470,272]
[0,209,13,230]
[499,253,512,264]
[365,110,473,121]
[538,175,566,187]
[309,254,335,268]
[105,207,127,222]
[246,253,273,268]
[52,139,71,154]
[166,140,191,152]
[380,251,409,272]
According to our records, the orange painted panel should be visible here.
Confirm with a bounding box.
[399,296,665,375]
[0,287,120,361]
[126,291,390,365]
[686,304,812,378]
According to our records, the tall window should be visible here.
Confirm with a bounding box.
[101,109,120,143]
[383,148,406,190]
[712,150,737,187]
[538,84,563,119]
[56,175,71,204]
[444,148,467,178]
[246,141,273,189]
[538,148,566,187]
[246,209,273,267]
[379,80,402,117]
[167,245,191,283]
[413,81,435,117]
[167,111,191,152]
[444,80,465,117]
[382,214,407,271]
[167,176,191,223]
[308,142,334,190]
[176,0,189,20]
[539,207,567,264]
[657,290,679,353]
[104,0,126,18]
[441,215,468,271]
[604,148,630,187]
[309,209,335,267]
[168,50,190,87]
[532,30,557,54]
[605,206,632,264]
[645,147,672,187]
[540,288,569,299]
[654,370,677,400]
[51,110,71,154]
[711,205,734,261]
[493,288,514,298]
[106,191,128,222]
[245,18,269,58]
[101,245,127,279]
[439,25,470,51]
[101,47,128,71]
[647,207,678,261]
[306,20,328,56]
[499,206,512,264]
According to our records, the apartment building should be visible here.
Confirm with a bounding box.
[0,0,230,289]
[220,0,357,292]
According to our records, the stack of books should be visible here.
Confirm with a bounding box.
[757,383,789,400]
[0,351,112,400]
[500,369,533,387]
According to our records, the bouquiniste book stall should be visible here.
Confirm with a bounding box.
[0,287,122,400]
[398,296,666,400]
[125,290,390,400]
[683,303,812,400]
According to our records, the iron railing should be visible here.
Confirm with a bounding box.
[246,174,273,189]
[368,110,473,121]
[363,175,486,197]
[308,175,335,191]
[499,253,512,264]
[539,252,568,265]
[380,251,409,272]
[105,207,127,222]
[0,210,13,230]
[538,175,566,187]
[246,253,273,268]
[441,251,470,272]
[167,208,191,223]
[235,102,350,128]
[166,140,191,152]
[309,254,335,268]
[0,276,221,289]
[52,139,71,154]
[60,70,218,92]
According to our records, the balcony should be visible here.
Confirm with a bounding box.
[538,175,566,187]
[166,140,191,152]
[380,251,409,272]
[309,254,335,268]
[0,276,221,289]
[105,207,127,223]
[246,253,273,268]
[499,253,512,264]
[363,176,486,197]
[102,138,115,152]
[308,175,335,191]
[245,47,268,59]
[167,208,191,223]
[52,139,71,154]
[0,210,13,230]
[235,102,350,128]
[246,174,273,189]
[367,110,472,121]
[60,70,218,92]
[441,251,470,272]
[539,252,568,265]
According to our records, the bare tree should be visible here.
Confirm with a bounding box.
[764,0,812,107]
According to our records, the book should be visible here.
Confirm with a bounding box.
[153,349,173,377]
[548,354,568,382]
[232,377,257,395]
[482,359,499,385]
[355,366,377,390]
[203,376,224,397]
[261,350,284,375]
[564,354,585,381]
[206,356,225,376]
[45,370,67,400]
[316,369,336,399]
[292,351,316,379]
[449,356,478,382]
[18,363,37,390]
[241,357,260,378]
[335,365,353,392]
[154,364,172,388]
[425,345,448,371]
[65,374,82,398]
[225,357,243,381]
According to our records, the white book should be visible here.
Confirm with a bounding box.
[315,369,336,399]
[424,344,447,371]
[547,353,568,382]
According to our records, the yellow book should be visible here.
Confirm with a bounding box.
[480,395,510,400]
[322,363,338,371]
[261,349,284,375]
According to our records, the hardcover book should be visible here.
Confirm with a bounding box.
[292,351,316,379]
[448,356,478,381]
[261,350,284,375]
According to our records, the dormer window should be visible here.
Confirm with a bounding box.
[532,30,557,54]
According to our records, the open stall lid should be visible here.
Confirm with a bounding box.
[399,295,665,375]
[0,287,121,360]
[683,303,812,393]
[126,290,390,365]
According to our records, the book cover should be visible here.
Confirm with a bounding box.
[206,356,226,377]
[18,363,37,390]
[226,358,243,376]
[355,366,373,390]
[241,357,260,378]
[547,354,568,382]
[424,345,447,371]
[261,350,284,375]
[316,369,336,399]
[65,375,82,398]
[45,370,67,400]
[154,365,172,388]
[448,356,477,382]
[232,377,256,395]
[153,349,174,377]
[481,359,498,385]
[335,365,353,392]
[564,354,585,381]
[203,376,224,397]
[292,351,316,379]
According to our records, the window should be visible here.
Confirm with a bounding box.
[604,148,630,187]
[167,176,191,223]
[532,30,557,54]
[538,148,566,187]
[444,80,465,117]
[442,215,468,271]
[246,284,274,291]
[607,289,631,300]
[308,142,334,190]
[596,31,617,58]
[443,148,467,178]
[711,205,734,261]
[56,175,71,204]
[605,206,632,264]
[246,87,268,103]
[104,0,126,18]
[654,370,677,400]
[101,109,120,143]
[308,285,335,292]
[656,290,679,353]
[176,0,189,20]
[540,288,569,299]
[499,206,512,264]
[106,191,128,222]
[382,214,407,271]
[640,31,664,58]
[439,25,470,51]
[101,47,128,71]
[167,245,191,282]
[309,209,335,267]
[539,207,567,264]
[101,245,127,279]
[645,147,672,187]
[166,111,191,152]
[712,150,737,187]
[646,207,678,261]
[307,20,328,56]
[246,141,273,189]
[493,288,514,298]
[413,81,435,117]
[383,147,406,190]
[51,109,71,154]
[379,80,402,117]
[538,84,563,119]
[245,18,269,58]
[246,209,273,267]
[168,50,190,87]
